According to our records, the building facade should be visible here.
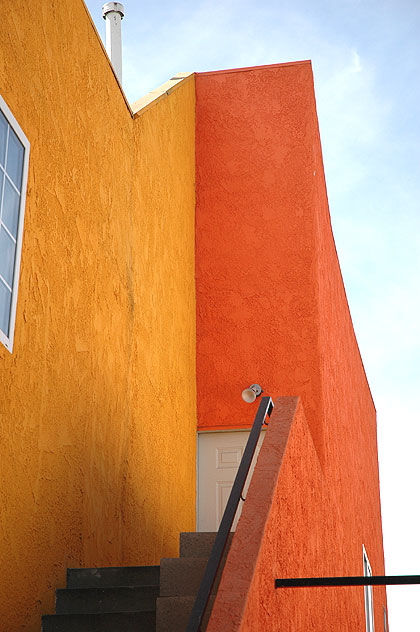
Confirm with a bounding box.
[0,2,386,630]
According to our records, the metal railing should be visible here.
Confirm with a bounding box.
[275,575,420,588]
[186,395,274,632]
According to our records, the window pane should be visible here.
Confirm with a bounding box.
[0,226,16,287]
[6,127,24,190]
[0,171,4,216]
[2,177,20,238]
[0,111,7,167]
[0,277,11,336]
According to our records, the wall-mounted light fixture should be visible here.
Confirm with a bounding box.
[241,383,263,403]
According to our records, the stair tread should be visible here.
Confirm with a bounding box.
[160,557,221,597]
[42,610,156,632]
[180,531,233,558]
[56,584,159,614]
[45,609,156,615]
[58,585,159,593]
[67,565,159,571]
[42,533,231,629]
[67,565,160,589]
[156,595,215,632]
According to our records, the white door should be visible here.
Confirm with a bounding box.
[197,429,265,532]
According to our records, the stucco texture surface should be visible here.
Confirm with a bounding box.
[195,63,323,447]
[0,2,196,630]
[195,63,386,629]
[207,398,387,631]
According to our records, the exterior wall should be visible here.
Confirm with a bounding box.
[0,6,386,629]
[195,63,386,627]
[312,119,386,611]
[0,2,196,630]
[195,62,324,453]
[207,398,387,631]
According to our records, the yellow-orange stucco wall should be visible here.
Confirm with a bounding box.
[0,2,196,630]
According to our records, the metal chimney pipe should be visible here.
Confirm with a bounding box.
[102,2,125,83]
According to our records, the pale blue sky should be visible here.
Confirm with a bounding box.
[86,1,420,627]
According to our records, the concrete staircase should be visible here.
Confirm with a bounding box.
[42,532,231,632]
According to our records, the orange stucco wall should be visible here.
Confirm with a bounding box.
[195,63,386,628]
[0,2,196,630]
[195,63,324,451]
[208,398,387,631]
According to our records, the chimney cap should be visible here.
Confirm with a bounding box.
[102,2,124,19]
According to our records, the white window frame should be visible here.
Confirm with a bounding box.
[383,605,388,632]
[0,94,30,352]
[363,545,375,632]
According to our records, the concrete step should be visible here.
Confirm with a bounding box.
[41,532,232,630]
[180,531,233,558]
[159,557,208,597]
[155,532,235,630]
[160,554,227,598]
[55,585,159,614]
[41,610,156,632]
[67,565,160,589]
[156,595,215,632]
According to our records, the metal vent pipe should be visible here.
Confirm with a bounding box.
[102,2,125,83]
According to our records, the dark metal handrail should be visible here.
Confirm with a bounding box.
[186,395,274,632]
[275,575,420,588]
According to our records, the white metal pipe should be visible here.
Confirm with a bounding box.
[102,3,124,83]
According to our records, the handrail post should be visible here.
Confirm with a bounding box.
[186,396,274,632]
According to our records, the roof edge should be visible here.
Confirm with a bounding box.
[196,60,312,77]
[81,0,133,117]
[131,72,195,117]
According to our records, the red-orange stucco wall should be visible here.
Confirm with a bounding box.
[207,397,387,631]
[195,62,324,454]
[195,62,386,627]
